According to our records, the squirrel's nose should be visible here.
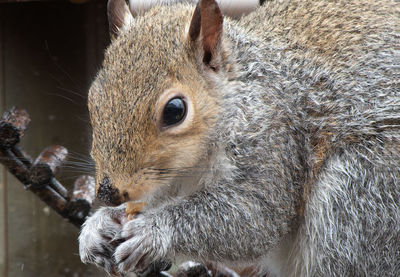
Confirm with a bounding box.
[96,176,122,206]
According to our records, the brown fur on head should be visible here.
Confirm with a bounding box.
[88,0,226,205]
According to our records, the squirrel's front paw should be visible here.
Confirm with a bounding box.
[79,204,127,275]
[114,214,171,274]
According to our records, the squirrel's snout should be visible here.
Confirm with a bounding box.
[96,176,123,206]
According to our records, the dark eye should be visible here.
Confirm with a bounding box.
[162,97,187,126]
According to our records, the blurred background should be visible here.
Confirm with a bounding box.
[0,0,109,276]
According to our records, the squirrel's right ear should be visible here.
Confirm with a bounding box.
[107,0,134,40]
[189,0,223,71]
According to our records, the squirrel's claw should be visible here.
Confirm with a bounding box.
[79,205,127,273]
[115,241,147,273]
[114,214,171,274]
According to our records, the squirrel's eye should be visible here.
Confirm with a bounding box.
[162,97,187,127]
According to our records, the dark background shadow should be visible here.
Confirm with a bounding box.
[0,1,110,276]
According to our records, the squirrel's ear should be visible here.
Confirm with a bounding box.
[189,0,223,70]
[107,0,134,40]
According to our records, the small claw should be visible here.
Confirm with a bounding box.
[78,206,127,273]
[115,242,145,273]
[110,237,126,248]
[110,232,125,244]
[111,266,124,277]
[114,241,139,264]
[104,262,123,277]
[133,252,154,273]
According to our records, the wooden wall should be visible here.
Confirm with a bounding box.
[0,1,109,276]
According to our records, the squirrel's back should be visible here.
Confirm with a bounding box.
[228,0,400,178]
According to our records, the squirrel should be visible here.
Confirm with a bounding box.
[78,0,400,276]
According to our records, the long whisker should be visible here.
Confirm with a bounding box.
[56,86,87,100]
[60,151,95,175]
[45,92,81,106]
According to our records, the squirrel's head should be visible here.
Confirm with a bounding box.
[88,0,234,205]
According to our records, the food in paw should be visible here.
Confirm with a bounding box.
[125,202,146,220]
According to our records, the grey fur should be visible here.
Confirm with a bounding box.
[79,0,400,276]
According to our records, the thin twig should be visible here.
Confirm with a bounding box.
[0,107,94,228]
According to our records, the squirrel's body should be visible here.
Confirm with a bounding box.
[80,0,400,276]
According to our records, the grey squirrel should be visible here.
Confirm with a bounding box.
[78,0,400,276]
